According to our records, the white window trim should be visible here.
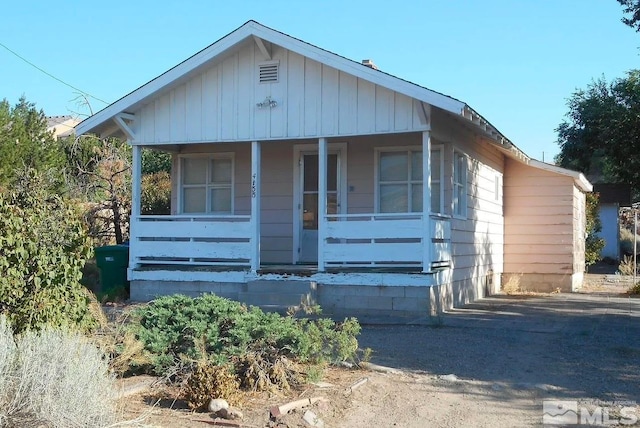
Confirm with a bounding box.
[431,144,444,215]
[178,153,235,215]
[374,146,444,214]
[452,149,468,219]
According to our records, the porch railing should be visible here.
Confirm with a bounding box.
[130,215,252,267]
[322,213,451,269]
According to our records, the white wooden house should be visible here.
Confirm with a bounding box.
[76,21,592,318]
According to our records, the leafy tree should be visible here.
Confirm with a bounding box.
[142,149,171,175]
[585,192,605,267]
[72,137,132,244]
[141,171,171,215]
[556,71,640,195]
[617,0,640,31]
[0,169,96,333]
[0,97,66,188]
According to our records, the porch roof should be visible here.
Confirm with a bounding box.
[75,20,524,161]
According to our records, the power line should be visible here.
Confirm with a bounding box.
[0,41,109,105]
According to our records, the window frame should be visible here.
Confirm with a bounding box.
[452,149,468,218]
[374,146,444,215]
[178,153,235,215]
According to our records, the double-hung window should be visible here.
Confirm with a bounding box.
[453,150,468,217]
[181,154,233,214]
[377,148,443,214]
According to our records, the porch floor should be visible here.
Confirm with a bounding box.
[134,263,426,275]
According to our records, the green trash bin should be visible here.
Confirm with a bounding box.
[94,245,130,298]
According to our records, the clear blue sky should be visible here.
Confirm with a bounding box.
[1,1,638,161]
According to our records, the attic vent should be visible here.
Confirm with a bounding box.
[259,62,279,83]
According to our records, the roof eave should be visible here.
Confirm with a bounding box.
[529,159,593,192]
[75,20,467,137]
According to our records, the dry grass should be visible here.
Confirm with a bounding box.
[0,316,119,428]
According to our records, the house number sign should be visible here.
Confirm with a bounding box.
[251,173,257,198]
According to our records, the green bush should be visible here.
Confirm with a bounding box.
[131,294,361,376]
[141,171,171,215]
[585,192,605,267]
[0,316,118,427]
[0,170,96,333]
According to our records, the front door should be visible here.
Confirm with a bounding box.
[298,152,340,263]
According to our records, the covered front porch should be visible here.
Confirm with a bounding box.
[128,131,452,281]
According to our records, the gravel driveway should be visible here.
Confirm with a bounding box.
[358,290,640,402]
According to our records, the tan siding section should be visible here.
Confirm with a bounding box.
[503,159,577,276]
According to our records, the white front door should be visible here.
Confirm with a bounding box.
[298,151,342,263]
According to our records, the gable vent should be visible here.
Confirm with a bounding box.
[259,62,279,83]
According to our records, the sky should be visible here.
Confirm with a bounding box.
[1,1,638,161]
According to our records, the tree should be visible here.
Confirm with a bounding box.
[0,97,66,189]
[585,193,605,267]
[556,70,640,195]
[617,0,640,31]
[70,136,132,244]
[0,169,96,333]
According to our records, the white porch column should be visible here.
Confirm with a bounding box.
[422,131,432,273]
[318,137,328,272]
[251,141,261,272]
[130,144,142,269]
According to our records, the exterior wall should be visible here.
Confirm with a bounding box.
[597,204,620,260]
[431,110,505,307]
[131,40,428,145]
[171,141,296,264]
[503,159,584,292]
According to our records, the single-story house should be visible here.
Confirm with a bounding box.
[76,20,592,318]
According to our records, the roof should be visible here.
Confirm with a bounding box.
[75,20,523,158]
[529,160,593,192]
[593,183,631,206]
[46,115,80,138]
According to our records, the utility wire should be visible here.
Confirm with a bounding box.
[0,41,109,105]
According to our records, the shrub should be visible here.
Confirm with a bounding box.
[620,227,640,257]
[185,361,241,410]
[585,192,605,267]
[141,171,171,215]
[130,294,361,377]
[0,169,96,333]
[0,316,118,427]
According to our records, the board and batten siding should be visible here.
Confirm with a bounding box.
[430,110,505,307]
[131,40,427,145]
[170,141,296,264]
[503,159,585,292]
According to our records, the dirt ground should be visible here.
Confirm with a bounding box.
[119,275,640,427]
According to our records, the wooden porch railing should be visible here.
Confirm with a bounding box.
[322,213,451,269]
[130,215,252,267]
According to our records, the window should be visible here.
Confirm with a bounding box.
[453,150,467,217]
[377,148,444,214]
[181,155,233,214]
[431,146,443,214]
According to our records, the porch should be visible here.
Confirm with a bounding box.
[128,132,453,279]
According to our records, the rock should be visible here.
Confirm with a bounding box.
[208,398,230,413]
[440,374,459,382]
[303,410,325,427]
[218,406,243,420]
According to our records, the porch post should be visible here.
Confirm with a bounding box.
[130,144,142,268]
[251,141,261,272]
[422,131,432,273]
[318,137,328,272]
